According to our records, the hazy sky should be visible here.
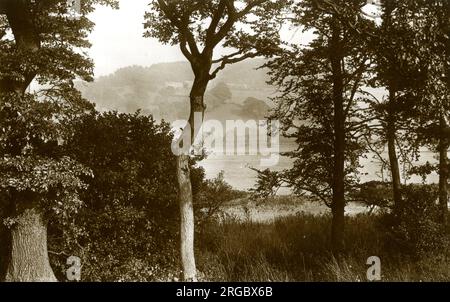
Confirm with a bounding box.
[87,1,382,77]
[88,0,184,76]
[87,1,314,77]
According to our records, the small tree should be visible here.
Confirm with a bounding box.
[144,0,284,280]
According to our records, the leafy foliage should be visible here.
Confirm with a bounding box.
[195,171,247,226]
[144,0,284,82]
[351,181,392,211]
[0,90,94,220]
[47,111,208,281]
[254,0,371,206]
[379,184,447,257]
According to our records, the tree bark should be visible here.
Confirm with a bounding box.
[177,68,209,281]
[5,205,57,282]
[1,1,47,282]
[330,18,346,254]
[386,88,402,206]
[439,115,449,225]
[177,154,197,281]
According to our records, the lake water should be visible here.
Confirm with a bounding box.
[199,141,446,192]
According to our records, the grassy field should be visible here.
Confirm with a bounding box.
[194,199,450,282]
[219,196,369,222]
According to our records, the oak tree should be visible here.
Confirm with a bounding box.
[0,0,117,281]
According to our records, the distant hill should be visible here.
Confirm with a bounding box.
[75,59,274,122]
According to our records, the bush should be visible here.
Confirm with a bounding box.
[47,111,204,281]
[379,184,447,257]
[194,171,247,226]
[352,181,393,212]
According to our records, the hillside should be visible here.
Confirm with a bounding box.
[75,59,275,122]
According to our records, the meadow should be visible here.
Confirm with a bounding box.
[194,198,450,282]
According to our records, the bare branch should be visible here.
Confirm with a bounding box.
[205,0,226,45]
[209,51,259,79]
[211,49,243,63]
[179,35,194,62]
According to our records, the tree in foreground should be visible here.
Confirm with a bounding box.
[0,0,117,281]
[144,0,284,280]
[254,0,378,252]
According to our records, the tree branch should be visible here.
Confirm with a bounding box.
[210,0,237,47]
[210,51,259,79]
[157,0,200,57]
[237,0,268,19]
[205,0,226,46]
[211,49,243,63]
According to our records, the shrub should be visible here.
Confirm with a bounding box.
[47,111,204,281]
[352,181,393,213]
[194,171,247,226]
[379,184,446,257]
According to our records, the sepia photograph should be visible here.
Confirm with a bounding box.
[0,0,449,288]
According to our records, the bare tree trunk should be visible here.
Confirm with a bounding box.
[177,72,208,281]
[387,89,402,206]
[5,206,56,282]
[330,17,346,254]
[177,154,197,281]
[439,115,449,225]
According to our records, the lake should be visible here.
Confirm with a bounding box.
[199,141,446,193]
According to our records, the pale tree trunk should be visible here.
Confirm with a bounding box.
[177,154,196,281]
[5,206,56,282]
[177,72,208,281]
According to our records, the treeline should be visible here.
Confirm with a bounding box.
[253,0,449,252]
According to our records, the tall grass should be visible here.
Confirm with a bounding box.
[196,214,450,282]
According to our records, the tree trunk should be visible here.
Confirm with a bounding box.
[387,89,402,205]
[439,115,449,225]
[177,154,197,281]
[177,71,208,281]
[0,0,40,95]
[330,18,346,254]
[1,1,50,282]
[5,206,56,282]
